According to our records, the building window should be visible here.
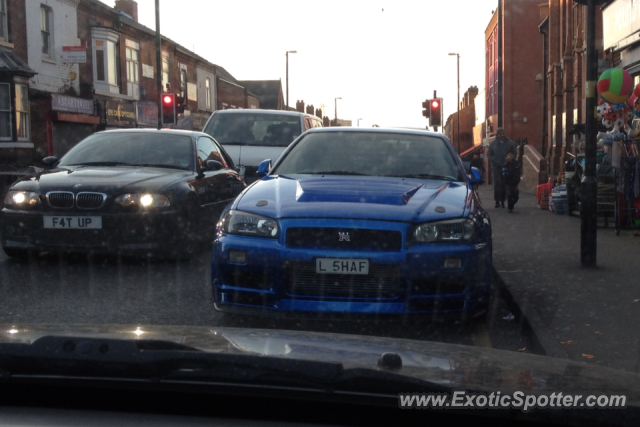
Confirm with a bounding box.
[41,6,53,58]
[15,84,29,140]
[0,83,11,140]
[91,27,120,94]
[0,0,7,42]
[126,40,140,99]
[205,77,211,110]
[162,55,169,91]
[180,69,187,101]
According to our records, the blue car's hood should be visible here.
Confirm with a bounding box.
[235,175,470,222]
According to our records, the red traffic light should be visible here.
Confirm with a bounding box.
[431,100,439,108]
[163,95,173,104]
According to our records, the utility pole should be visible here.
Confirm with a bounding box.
[155,0,162,129]
[576,0,605,267]
[433,90,438,133]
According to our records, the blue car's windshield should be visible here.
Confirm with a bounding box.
[272,131,463,180]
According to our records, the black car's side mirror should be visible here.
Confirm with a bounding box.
[205,160,224,171]
[42,156,59,167]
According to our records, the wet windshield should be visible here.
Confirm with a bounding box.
[203,113,302,146]
[0,0,636,424]
[274,132,462,180]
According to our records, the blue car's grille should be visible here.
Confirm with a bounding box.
[287,262,400,298]
[285,228,402,252]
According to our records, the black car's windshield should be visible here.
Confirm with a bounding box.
[59,133,194,171]
[273,131,462,180]
[203,113,302,147]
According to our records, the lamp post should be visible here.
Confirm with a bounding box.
[357,118,363,127]
[335,97,341,126]
[448,53,460,155]
[286,50,296,110]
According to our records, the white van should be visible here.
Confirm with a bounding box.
[202,109,323,182]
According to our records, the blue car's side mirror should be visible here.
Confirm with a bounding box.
[469,167,484,185]
[256,159,271,177]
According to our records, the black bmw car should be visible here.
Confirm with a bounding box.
[0,129,245,259]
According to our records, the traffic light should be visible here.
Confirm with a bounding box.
[162,93,176,126]
[421,100,430,119]
[429,98,442,127]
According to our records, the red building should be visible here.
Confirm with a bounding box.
[445,86,479,158]
[484,1,544,155]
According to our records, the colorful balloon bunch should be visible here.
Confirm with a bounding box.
[597,68,637,132]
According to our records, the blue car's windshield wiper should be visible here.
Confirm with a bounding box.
[313,171,370,176]
[383,173,459,181]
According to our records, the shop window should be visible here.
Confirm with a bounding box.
[0,83,10,140]
[15,84,29,140]
[0,0,7,42]
[41,6,53,58]
[126,40,140,99]
[206,77,211,110]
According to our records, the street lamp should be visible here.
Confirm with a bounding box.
[357,118,363,127]
[335,97,342,126]
[449,53,460,155]
[286,50,297,110]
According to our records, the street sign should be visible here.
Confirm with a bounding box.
[61,46,87,63]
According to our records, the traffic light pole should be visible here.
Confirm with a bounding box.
[155,0,162,129]
[433,90,438,133]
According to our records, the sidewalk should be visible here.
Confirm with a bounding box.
[479,184,640,373]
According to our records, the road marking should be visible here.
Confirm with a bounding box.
[470,321,492,348]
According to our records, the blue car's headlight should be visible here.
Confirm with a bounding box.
[222,210,279,238]
[3,191,41,209]
[410,218,475,243]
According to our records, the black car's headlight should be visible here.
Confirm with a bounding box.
[114,193,171,208]
[410,218,475,243]
[3,191,41,209]
[221,210,279,238]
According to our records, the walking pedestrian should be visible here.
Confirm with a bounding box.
[487,127,517,208]
[502,151,521,213]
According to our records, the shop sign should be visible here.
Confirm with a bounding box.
[51,94,95,115]
[62,46,87,63]
[603,0,640,50]
[106,101,136,127]
[136,102,158,127]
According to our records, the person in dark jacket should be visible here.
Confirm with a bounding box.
[487,128,517,208]
[502,151,521,213]
[470,154,485,185]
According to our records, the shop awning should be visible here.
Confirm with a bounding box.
[459,144,484,159]
[0,47,36,78]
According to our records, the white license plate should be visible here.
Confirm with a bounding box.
[43,216,102,229]
[316,258,369,275]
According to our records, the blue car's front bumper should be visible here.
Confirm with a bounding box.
[212,219,492,319]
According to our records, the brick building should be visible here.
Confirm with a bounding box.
[484,1,544,157]
[444,86,478,158]
[0,0,37,169]
[539,1,604,175]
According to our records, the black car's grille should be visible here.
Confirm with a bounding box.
[47,192,74,209]
[77,193,106,209]
[287,262,400,298]
[286,228,403,252]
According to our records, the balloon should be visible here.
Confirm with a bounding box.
[598,68,634,104]
[634,83,640,97]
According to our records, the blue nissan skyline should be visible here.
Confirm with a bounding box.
[212,127,491,320]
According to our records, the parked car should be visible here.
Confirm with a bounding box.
[0,129,245,259]
[202,109,323,183]
[212,127,490,319]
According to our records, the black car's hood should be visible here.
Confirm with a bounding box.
[9,166,193,194]
[0,323,637,402]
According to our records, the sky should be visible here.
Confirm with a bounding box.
[101,0,498,128]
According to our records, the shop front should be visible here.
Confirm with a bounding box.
[48,94,99,158]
